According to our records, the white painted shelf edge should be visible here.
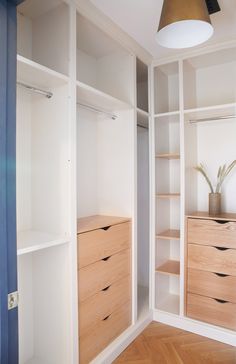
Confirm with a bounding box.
[184,102,236,120]
[17,55,69,89]
[17,230,70,256]
[137,108,150,117]
[76,80,131,112]
[154,110,180,118]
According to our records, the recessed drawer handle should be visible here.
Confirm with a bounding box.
[102,256,111,261]
[101,226,111,231]
[102,285,111,292]
[214,272,229,278]
[214,246,229,251]
[103,314,111,321]
[214,298,228,304]
[214,220,230,224]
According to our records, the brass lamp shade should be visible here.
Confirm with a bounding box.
[156,0,214,49]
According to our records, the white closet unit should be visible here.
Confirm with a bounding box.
[152,44,236,347]
[17,1,72,363]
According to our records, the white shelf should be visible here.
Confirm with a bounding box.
[137,108,149,128]
[184,103,236,122]
[17,230,69,256]
[77,81,131,112]
[156,294,180,315]
[17,55,68,90]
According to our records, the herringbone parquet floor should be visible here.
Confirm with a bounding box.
[113,322,236,364]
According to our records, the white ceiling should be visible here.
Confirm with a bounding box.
[90,0,236,59]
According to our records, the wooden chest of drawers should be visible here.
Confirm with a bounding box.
[77,215,132,364]
[186,212,236,331]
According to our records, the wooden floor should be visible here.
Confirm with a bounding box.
[113,322,236,364]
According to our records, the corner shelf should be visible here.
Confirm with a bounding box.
[17,231,69,256]
[156,193,180,199]
[156,153,180,160]
[76,81,131,112]
[156,294,180,315]
[156,260,180,276]
[156,229,180,240]
[17,55,69,89]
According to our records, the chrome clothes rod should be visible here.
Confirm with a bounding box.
[77,102,118,120]
[137,123,148,130]
[17,82,53,99]
[189,115,236,124]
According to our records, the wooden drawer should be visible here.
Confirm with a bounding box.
[80,302,131,364]
[79,275,131,334]
[188,244,236,276]
[78,222,131,269]
[187,293,236,330]
[188,268,236,303]
[79,249,130,302]
[188,218,236,249]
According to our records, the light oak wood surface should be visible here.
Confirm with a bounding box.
[114,322,236,363]
[156,260,180,276]
[80,302,131,364]
[156,153,180,159]
[77,215,130,234]
[79,248,130,302]
[187,293,236,330]
[79,275,130,335]
[78,222,131,268]
[156,229,180,240]
[188,268,236,303]
[156,193,180,199]
[187,211,236,222]
[188,218,236,249]
[188,243,236,276]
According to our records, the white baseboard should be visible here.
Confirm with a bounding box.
[91,311,153,364]
[153,309,236,347]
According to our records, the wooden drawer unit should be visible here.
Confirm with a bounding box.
[188,268,236,304]
[187,293,236,331]
[186,213,236,330]
[79,275,131,334]
[77,215,131,363]
[188,243,236,276]
[79,248,130,302]
[78,221,131,269]
[188,216,236,249]
[80,302,131,364]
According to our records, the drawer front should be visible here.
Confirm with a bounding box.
[188,218,236,249]
[187,293,236,330]
[79,249,130,302]
[79,275,131,334]
[188,268,236,303]
[188,244,236,276]
[80,302,131,364]
[78,222,131,268]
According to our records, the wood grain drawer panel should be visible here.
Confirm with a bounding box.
[80,302,131,364]
[79,249,130,302]
[188,218,236,248]
[188,244,236,276]
[187,293,236,330]
[79,275,131,334]
[78,222,131,268]
[188,268,236,303]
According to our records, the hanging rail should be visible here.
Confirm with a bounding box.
[17,82,53,99]
[77,102,118,120]
[189,115,236,124]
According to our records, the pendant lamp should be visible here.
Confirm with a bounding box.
[156,0,214,49]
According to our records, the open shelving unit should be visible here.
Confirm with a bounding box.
[17,1,71,363]
[154,61,181,316]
